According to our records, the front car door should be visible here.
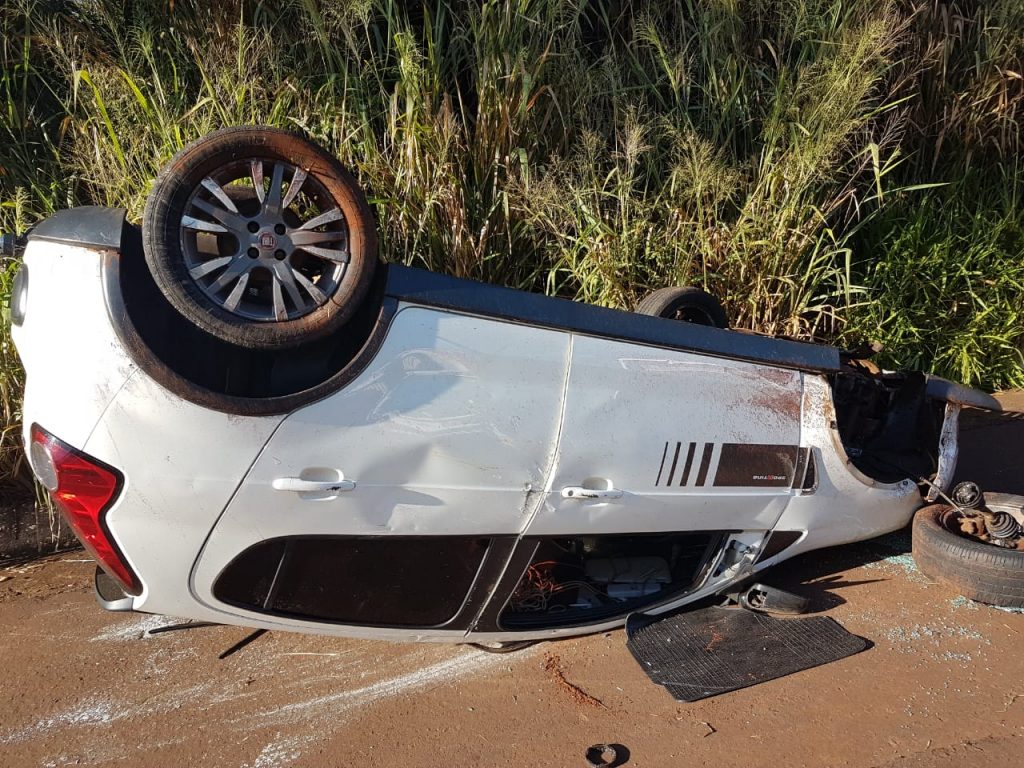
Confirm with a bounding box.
[535,334,805,536]
[484,333,806,634]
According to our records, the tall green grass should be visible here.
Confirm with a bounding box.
[1,0,1023,491]
[849,178,1024,387]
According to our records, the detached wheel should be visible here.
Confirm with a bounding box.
[142,126,377,349]
[912,497,1024,607]
[636,286,727,328]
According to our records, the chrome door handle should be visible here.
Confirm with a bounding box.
[560,486,623,500]
[272,477,356,493]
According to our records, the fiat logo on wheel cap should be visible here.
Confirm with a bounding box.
[258,232,276,249]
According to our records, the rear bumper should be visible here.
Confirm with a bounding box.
[94,567,134,612]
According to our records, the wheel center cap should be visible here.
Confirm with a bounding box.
[258,231,277,250]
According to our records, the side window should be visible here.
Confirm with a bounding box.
[214,536,491,628]
[499,533,721,629]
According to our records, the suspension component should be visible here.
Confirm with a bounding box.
[986,512,1023,542]
[949,481,1024,547]
[951,481,983,510]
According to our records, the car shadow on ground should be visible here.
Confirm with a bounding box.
[762,535,904,612]
[955,405,1024,494]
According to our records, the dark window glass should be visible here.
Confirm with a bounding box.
[212,539,286,609]
[214,536,489,628]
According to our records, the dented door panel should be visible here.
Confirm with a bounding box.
[192,306,570,627]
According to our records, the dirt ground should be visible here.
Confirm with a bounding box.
[1,402,1024,768]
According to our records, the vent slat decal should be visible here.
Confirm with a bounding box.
[655,442,669,487]
[655,442,801,488]
[694,442,714,486]
[665,441,682,486]
[678,442,697,487]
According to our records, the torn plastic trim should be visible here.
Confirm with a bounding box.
[926,402,961,503]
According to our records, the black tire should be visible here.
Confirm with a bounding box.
[142,126,377,349]
[635,286,728,328]
[912,496,1024,607]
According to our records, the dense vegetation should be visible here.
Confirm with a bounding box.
[1,0,1022,489]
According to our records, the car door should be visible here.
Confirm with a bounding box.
[192,305,571,634]
[528,333,805,537]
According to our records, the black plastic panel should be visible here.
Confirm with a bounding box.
[214,536,490,628]
[28,206,127,250]
[626,607,868,702]
[386,265,841,373]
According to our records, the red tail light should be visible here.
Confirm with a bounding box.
[30,425,140,595]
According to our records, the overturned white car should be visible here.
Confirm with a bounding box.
[7,128,1023,653]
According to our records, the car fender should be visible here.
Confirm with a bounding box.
[13,233,138,456]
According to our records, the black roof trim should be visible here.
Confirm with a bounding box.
[385,265,841,373]
[29,204,839,374]
[28,206,127,251]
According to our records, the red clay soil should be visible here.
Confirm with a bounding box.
[1,532,1023,768]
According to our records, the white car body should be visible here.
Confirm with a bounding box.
[11,208,998,642]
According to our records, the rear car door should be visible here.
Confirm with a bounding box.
[192,306,571,636]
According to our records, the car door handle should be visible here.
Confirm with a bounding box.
[272,477,356,493]
[560,486,623,500]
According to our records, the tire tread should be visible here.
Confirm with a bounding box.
[912,503,1024,607]
[635,286,728,328]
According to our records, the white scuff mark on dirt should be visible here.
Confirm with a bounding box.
[142,641,200,676]
[1,699,129,744]
[278,652,342,657]
[241,733,315,768]
[137,680,218,715]
[89,614,173,642]
[271,650,379,693]
[242,648,520,730]
[3,678,218,748]
[7,633,529,764]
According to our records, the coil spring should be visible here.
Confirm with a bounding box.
[985,512,1023,541]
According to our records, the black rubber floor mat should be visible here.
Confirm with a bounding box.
[626,606,869,702]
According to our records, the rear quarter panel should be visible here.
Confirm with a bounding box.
[83,375,283,617]
[13,238,283,617]
[13,241,137,450]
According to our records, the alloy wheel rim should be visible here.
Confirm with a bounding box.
[179,158,350,322]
